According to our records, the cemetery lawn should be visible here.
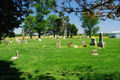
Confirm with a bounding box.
[0,38,120,80]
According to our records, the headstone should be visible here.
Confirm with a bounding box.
[56,38,61,48]
[42,45,45,48]
[83,45,87,47]
[15,38,18,42]
[39,38,41,41]
[74,45,78,48]
[90,37,97,46]
[81,41,85,45]
[68,42,71,47]
[18,39,21,44]
[6,40,9,46]
[43,35,45,38]
[85,35,88,38]
[10,51,18,60]
[22,30,25,41]
[33,37,35,40]
[77,35,79,38]
[25,40,27,44]
[97,33,105,48]
[91,50,98,55]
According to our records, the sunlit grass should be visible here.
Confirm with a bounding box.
[0,37,120,79]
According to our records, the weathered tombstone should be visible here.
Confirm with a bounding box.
[74,45,78,48]
[77,35,79,38]
[18,39,21,44]
[10,51,18,60]
[33,36,35,40]
[6,40,9,46]
[15,38,18,42]
[25,40,27,44]
[43,35,45,38]
[56,38,61,48]
[39,38,41,41]
[81,41,85,45]
[42,45,45,48]
[83,45,87,47]
[97,33,105,48]
[68,42,71,47]
[91,50,98,55]
[85,35,88,38]
[22,30,25,41]
[90,37,97,46]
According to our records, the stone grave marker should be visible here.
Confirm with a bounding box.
[33,36,35,40]
[10,51,18,60]
[22,30,25,41]
[81,41,85,45]
[6,40,9,46]
[91,50,98,55]
[90,37,97,46]
[43,35,45,38]
[74,45,78,48]
[83,45,87,47]
[97,33,105,48]
[15,38,18,42]
[25,40,27,44]
[18,39,21,44]
[56,38,61,48]
[68,42,71,47]
[39,38,41,41]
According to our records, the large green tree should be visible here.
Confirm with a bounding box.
[22,15,36,39]
[0,0,33,44]
[33,0,56,40]
[46,14,61,38]
[80,11,100,38]
[66,23,78,38]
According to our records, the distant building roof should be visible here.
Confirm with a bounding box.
[110,31,120,33]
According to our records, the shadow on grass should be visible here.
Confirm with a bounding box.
[0,60,56,80]
[0,60,24,80]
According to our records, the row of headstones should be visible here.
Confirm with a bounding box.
[56,33,105,48]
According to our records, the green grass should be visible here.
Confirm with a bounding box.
[0,38,120,80]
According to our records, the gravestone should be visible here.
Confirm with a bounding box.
[10,51,18,60]
[56,38,61,48]
[39,38,41,41]
[15,38,18,42]
[81,41,85,45]
[97,33,105,48]
[85,36,88,38]
[91,50,98,55]
[25,40,27,44]
[77,35,79,38]
[68,42,71,47]
[83,45,87,47]
[18,39,21,44]
[90,37,97,46]
[74,45,78,48]
[43,35,45,38]
[33,37,35,40]
[22,30,25,41]
[6,40,9,46]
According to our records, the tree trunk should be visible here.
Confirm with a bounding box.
[89,29,91,38]
[70,33,72,38]
[38,31,41,38]
[53,33,55,38]
[0,33,1,44]
[30,32,32,39]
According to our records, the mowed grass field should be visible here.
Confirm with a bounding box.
[0,37,120,80]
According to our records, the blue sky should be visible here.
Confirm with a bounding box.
[14,0,120,34]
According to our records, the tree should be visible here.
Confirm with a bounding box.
[53,0,120,21]
[70,24,78,38]
[22,15,36,39]
[66,23,71,38]
[80,11,100,38]
[34,0,56,39]
[46,14,61,38]
[0,0,33,44]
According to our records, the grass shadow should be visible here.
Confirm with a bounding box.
[0,60,24,80]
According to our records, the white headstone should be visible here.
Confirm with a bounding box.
[25,40,27,44]
[39,38,41,41]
